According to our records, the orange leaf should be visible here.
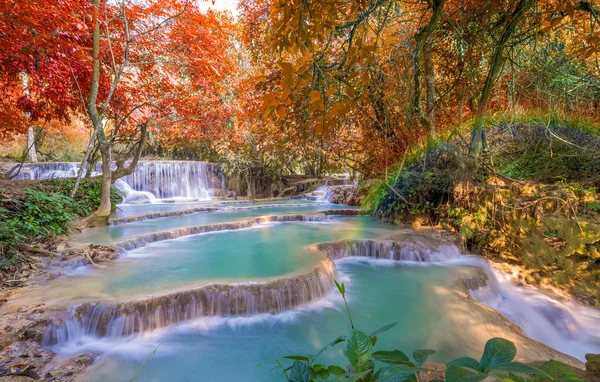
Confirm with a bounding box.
[309,90,321,103]
[279,62,294,74]
[276,105,287,118]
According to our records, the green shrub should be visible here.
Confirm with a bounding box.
[0,179,122,270]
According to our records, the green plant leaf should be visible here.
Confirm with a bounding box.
[492,362,553,379]
[376,365,423,381]
[312,364,330,379]
[287,360,313,382]
[283,356,310,362]
[334,370,371,381]
[335,280,345,295]
[537,360,584,382]
[370,322,397,338]
[413,349,436,367]
[447,357,480,371]
[372,350,411,365]
[479,338,517,371]
[343,330,373,372]
[445,365,486,382]
[327,365,346,376]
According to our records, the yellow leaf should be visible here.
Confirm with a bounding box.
[346,87,355,97]
[262,105,275,119]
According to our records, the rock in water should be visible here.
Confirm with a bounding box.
[586,353,600,379]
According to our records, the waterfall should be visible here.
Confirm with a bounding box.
[319,239,462,262]
[11,162,95,180]
[12,161,216,203]
[43,260,337,345]
[118,161,212,201]
[314,186,335,203]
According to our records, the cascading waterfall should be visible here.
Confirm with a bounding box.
[12,161,217,203]
[12,162,96,180]
[39,232,599,361]
[118,161,212,201]
[43,238,463,346]
[314,186,335,203]
[447,256,600,360]
[320,239,462,262]
[43,260,337,345]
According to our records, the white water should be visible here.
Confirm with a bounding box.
[314,186,334,203]
[448,256,600,360]
[12,161,217,203]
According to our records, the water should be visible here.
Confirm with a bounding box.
[313,186,334,203]
[6,193,597,380]
[68,263,514,382]
[13,161,217,202]
[40,219,387,304]
[71,203,358,244]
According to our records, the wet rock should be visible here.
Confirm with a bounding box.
[88,245,117,263]
[418,362,445,382]
[209,188,236,198]
[0,341,53,378]
[0,306,50,346]
[45,353,98,381]
[0,376,36,382]
[586,353,600,379]
[329,185,363,206]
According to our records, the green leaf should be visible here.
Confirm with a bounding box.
[287,360,313,382]
[327,365,347,376]
[445,365,486,382]
[283,356,311,362]
[370,322,397,338]
[312,364,330,379]
[413,349,435,367]
[334,370,371,381]
[537,360,583,382]
[376,365,422,382]
[335,280,345,295]
[447,357,480,371]
[343,330,373,372]
[479,338,517,371]
[372,350,410,364]
[492,362,553,380]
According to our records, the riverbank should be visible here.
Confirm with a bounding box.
[366,118,600,307]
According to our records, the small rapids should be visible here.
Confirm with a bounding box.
[448,256,600,360]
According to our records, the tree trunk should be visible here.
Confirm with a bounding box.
[70,132,96,198]
[26,127,38,163]
[94,128,113,221]
[412,0,445,147]
[21,72,38,163]
[424,40,436,142]
[468,0,534,161]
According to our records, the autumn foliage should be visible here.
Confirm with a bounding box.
[1,0,599,180]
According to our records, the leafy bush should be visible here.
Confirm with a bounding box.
[0,178,122,270]
[270,282,554,382]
